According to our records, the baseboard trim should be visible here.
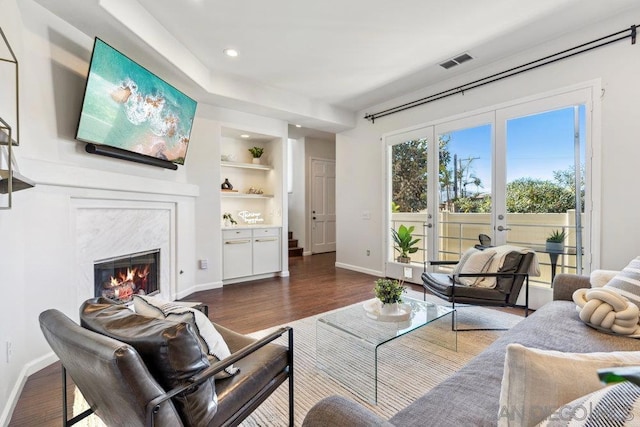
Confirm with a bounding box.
[176,281,223,299]
[334,262,382,277]
[1,352,58,427]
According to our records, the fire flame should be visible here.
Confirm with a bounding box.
[103,264,152,302]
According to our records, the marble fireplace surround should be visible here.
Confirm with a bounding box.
[74,198,176,307]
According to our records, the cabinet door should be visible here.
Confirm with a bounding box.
[253,233,281,275]
[223,238,253,279]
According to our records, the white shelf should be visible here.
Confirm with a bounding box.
[221,192,274,199]
[221,161,272,171]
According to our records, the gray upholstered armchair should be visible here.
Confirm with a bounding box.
[39,298,293,426]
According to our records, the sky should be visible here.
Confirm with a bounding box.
[443,105,586,194]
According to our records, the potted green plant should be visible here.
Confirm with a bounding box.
[391,224,420,263]
[545,229,566,252]
[373,278,406,314]
[248,146,264,164]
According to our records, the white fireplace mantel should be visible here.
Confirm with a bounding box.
[73,197,177,308]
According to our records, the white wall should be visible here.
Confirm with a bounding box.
[187,103,288,289]
[336,8,640,278]
[0,1,289,423]
[0,2,199,421]
[288,138,306,251]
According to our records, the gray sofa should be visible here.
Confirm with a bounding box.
[302,273,640,426]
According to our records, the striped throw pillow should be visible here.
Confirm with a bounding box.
[604,257,640,309]
[537,381,640,426]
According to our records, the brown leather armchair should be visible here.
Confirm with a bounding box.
[39,299,293,426]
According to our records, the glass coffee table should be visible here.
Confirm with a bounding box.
[316,297,456,403]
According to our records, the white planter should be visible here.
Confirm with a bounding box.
[545,241,563,252]
[379,302,401,315]
[252,158,261,164]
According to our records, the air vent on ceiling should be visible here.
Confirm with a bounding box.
[439,52,474,70]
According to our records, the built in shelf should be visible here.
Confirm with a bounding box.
[221,161,272,171]
[221,191,274,199]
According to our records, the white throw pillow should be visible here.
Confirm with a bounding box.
[590,269,619,288]
[451,247,479,277]
[134,295,239,378]
[457,249,496,286]
[604,257,640,309]
[498,343,640,427]
[537,381,640,426]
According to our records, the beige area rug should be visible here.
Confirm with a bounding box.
[72,291,522,426]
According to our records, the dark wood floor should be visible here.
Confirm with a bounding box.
[10,252,526,426]
[8,252,390,426]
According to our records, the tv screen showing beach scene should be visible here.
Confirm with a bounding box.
[76,38,197,165]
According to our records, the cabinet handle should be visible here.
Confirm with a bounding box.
[225,240,251,244]
[255,238,278,242]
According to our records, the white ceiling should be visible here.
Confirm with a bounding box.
[31,0,640,135]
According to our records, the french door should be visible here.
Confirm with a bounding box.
[386,87,593,285]
[434,113,494,262]
[496,91,590,281]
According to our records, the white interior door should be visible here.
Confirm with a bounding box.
[311,158,336,253]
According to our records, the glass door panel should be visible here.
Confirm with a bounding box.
[503,105,585,285]
[389,136,431,266]
[435,118,493,264]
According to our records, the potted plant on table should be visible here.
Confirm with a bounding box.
[545,229,566,252]
[248,146,264,164]
[373,278,406,314]
[391,224,421,263]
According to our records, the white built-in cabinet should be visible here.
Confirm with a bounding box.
[220,127,284,283]
[222,227,281,280]
[252,227,281,275]
[222,229,253,279]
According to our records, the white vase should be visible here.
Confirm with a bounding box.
[380,302,400,315]
[252,157,261,164]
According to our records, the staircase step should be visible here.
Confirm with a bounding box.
[288,231,293,240]
[288,239,298,248]
[288,247,303,257]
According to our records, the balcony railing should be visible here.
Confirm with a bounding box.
[391,211,583,287]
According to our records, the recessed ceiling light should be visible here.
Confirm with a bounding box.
[240,134,250,138]
[223,48,239,57]
[295,124,302,128]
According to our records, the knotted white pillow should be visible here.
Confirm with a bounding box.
[573,288,640,337]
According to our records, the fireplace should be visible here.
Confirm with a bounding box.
[94,249,160,303]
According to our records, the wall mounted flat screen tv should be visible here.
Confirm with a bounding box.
[76,38,197,167]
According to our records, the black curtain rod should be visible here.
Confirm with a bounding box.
[365,24,638,123]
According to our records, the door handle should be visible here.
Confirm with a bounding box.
[225,240,251,244]
[255,238,278,242]
[426,223,433,228]
[497,225,511,232]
